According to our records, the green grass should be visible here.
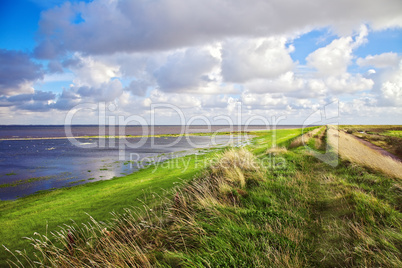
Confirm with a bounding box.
[383,130,402,138]
[247,127,317,155]
[0,175,58,188]
[0,149,225,265]
[4,127,401,267]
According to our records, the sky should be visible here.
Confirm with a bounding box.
[0,0,401,125]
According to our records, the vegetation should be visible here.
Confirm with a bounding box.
[330,126,402,179]
[0,149,224,266]
[2,126,402,267]
[341,125,402,159]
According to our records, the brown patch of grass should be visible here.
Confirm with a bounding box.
[266,146,288,155]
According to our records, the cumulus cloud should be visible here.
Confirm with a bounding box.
[34,0,402,58]
[325,73,374,94]
[306,37,353,76]
[379,60,402,106]
[0,49,44,95]
[154,47,218,92]
[124,80,152,97]
[306,25,368,76]
[357,52,401,69]
[52,88,82,110]
[48,53,125,104]
[143,89,202,109]
[221,37,294,83]
[243,72,303,93]
[0,90,56,112]
[76,79,123,102]
[241,91,288,109]
[242,71,329,99]
[3,0,402,124]
[69,53,120,88]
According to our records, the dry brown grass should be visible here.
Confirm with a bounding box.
[266,146,288,155]
[314,126,327,150]
[327,126,402,179]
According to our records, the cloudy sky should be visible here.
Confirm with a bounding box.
[0,0,401,125]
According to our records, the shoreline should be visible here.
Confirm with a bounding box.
[0,132,252,200]
[0,131,254,141]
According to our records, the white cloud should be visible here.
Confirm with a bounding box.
[306,25,368,76]
[325,73,374,94]
[34,0,402,58]
[379,60,402,106]
[36,0,402,57]
[306,36,354,76]
[143,89,202,109]
[70,54,120,88]
[357,52,401,69]
[4,0,402,124]
[76,79,123,102]
[241,91,288,109]
[221,37,294,83]
[154,47,219,92]
[243,72,302,93]
[243,72,328,99]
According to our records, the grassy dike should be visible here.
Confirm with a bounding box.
[0,128,304,266]
[0,146,226,266]
[4,126,402,267]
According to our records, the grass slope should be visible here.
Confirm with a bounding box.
[1,129,302,265]
[4,126,402,267]
[0,149,223,266]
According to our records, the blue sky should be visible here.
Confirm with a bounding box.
[0,0,401,125]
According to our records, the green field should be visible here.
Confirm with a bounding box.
[2,127,401,267]
[384,130,402,138]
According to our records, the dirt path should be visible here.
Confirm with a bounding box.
[346,132,401,162]
[326,127,402,179]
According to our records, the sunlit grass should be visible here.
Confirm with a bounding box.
[3,126,402,267]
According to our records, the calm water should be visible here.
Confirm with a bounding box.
[0,125,299,200]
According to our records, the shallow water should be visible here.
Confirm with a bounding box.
[0,135,244,200]
[0,125,301,200]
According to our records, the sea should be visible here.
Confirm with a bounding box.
[0,125,300,200]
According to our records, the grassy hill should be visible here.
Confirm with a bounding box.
[2,127,401,267]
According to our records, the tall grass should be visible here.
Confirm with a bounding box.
[6,148,265,267]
